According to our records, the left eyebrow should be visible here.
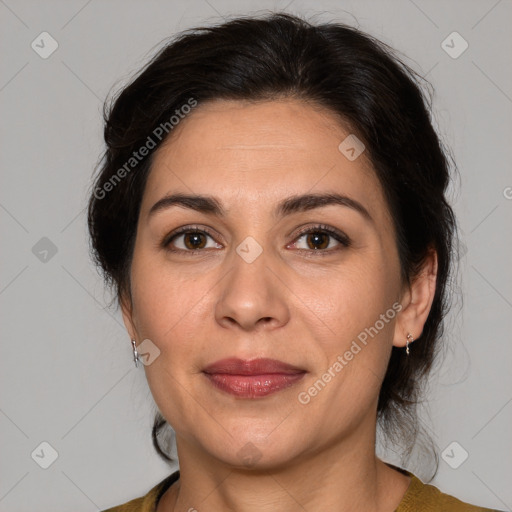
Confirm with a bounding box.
[148,192,373,223]
[275,192,373,223]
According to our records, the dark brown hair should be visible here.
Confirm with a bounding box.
[87,12,458,472]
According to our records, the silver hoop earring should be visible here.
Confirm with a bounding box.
[131,339,139,368]
[406,333,414,355]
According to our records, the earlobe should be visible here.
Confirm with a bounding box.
[393,248,438,348]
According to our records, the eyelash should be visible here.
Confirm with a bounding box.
[162,224,351,256]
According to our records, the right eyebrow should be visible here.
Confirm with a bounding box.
[147,192,373,224]
[148,193,225,219]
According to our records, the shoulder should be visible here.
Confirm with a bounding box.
[397,473,502,512]
[101,471,180,512]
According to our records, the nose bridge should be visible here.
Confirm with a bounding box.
[227,233,274,303]
[214,232,289,330]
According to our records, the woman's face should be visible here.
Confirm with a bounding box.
[122,98,411,469]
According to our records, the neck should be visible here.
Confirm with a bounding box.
[160,420,410,512]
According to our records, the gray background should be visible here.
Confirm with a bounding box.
[1,0,511,510]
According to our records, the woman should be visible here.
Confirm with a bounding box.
[89,12,501,512]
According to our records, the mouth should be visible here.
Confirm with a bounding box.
[202,358,307,399]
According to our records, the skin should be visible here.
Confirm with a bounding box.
[121,98,438,512]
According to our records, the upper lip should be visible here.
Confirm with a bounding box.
[203,358,306,375]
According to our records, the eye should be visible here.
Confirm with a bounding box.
[163,226,222,253]
[289,224,351,253]
[162,224,351,255]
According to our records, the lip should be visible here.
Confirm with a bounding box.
[203,357,305,375]
[203,358,306,398]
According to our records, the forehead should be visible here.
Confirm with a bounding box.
[142,98,386,220]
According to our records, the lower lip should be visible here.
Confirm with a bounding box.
[204,372,306,398]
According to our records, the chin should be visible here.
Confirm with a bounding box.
[198,425,306,472]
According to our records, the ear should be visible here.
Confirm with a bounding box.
[393,248,438,348]
[120,291,138,342]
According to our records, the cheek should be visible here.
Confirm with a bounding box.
[130,253,204,337]
[129,259,211,424]
[295,269,398,430]
[300,260,398,389]
[301,259,393,335]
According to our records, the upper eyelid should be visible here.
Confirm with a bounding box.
[165,224,349,248]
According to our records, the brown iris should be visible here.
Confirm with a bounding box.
[306,232,329,250]
[184,232,207,250]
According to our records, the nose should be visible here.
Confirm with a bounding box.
[214,243,290,332]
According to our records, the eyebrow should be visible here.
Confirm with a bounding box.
[148,192,373,223]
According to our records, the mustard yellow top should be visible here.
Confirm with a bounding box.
[101,470,501,512]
